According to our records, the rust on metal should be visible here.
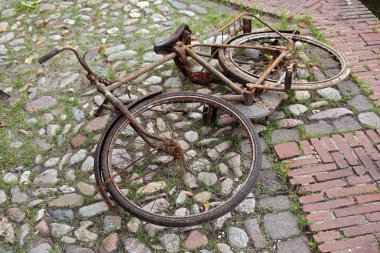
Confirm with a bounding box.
[107,52,178,91]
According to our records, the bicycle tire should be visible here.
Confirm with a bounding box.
[96,92,261,227]
[218,32,350,90]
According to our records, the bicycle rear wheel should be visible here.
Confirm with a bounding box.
[97,92,261,227]
[218,32,350,90]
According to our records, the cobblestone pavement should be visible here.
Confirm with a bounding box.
[0,0,379,253]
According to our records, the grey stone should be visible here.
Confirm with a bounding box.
[0,45,7,55]
[5,207,25,223]
[258,170,281,190]
[279,119,304,129]
[104,215,122,233]
[0,189,7,205]
[0,220,14,243]
[245,219,265,249]
[25,96,57,113]
[189,4,207,14]
[337,80,361,96]
[11,186,28,204]
[19,223,30,246]
[193,191,212,203]
[317,87,342,101]
[44,157,60,167]
[143,51,163,62]
[295,90,311,100]
[79,202,108,217]
[127,217,141,233]
[33,169,58,186]
[288,104,308,116]
[143,76,162,86]
[305,121,334,136]
[51,223,74,237]
[263,211,300,240]
[258,195,291,211]
[3,173,18,183]
[179,10,195,16]
[72,107,85,122]
[236,193,256,214]
[348,95,372,112]
[160,233,180,253]
[184,131,199,142]
[164,77,182,88]
[108,50,137,61]
[221,178,234,195]
[124,238,152,253]
[217,243,233,253]
[50,209,74,221]
[277,236,311,253]
[0,32,14,43]
[81,156,94,172]
[48,193,84,207]
[358,112,380,128]
[105,44,126,54]
[271,129,300,144]
[60,73,79,88]
[65,245,95,253]
[227,226,249,248]
[29,243,51,253]
[268,111,285,120]
[75,221,98,243]
[333,116,362,132]
[77,182,96,196]
[197,172,217,186]
[70,149,87,165]
[168,0,186,9]
[309,108,353,120]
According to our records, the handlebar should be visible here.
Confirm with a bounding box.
[38,46,111,85]
[38,48,60,64]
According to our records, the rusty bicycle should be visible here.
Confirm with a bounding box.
[39,13,349,227]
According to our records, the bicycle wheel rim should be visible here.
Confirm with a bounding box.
[218,32,350,90]
[99,92,261,227]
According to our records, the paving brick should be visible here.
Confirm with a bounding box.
[352,245,380,253]
[311,138,333,163]
[356,193,380,203]
[334,203,380,217]
[347,175,372,185]
[299,140,314,154]
[321,137,338,151]
[274,142,301,160]
[365,212,380,222]
[332,134,360,166]
[326,184,377,198]
[343,222,380,237]
[365,130,380,144]
[319,235,377,252]
[300,179,347,193]
[354,147,380,180]
[355,131,380,160]
[353,166,366,176]
[289,163,337,177]
[285,155,319,168]
[315,168,353,182]
[307,211,335,222]
[299,193,324,204]
[330,152,349,168]
[313,230,341,243]
[290,175,315,185]
[303,198,355,213]
[309,215,365,231]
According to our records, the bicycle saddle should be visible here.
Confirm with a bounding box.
[154,23,191,55]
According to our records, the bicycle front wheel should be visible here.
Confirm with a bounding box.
[218,32,350,90]
[97,92,261,227]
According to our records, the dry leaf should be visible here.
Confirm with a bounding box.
[0,28,6,33]
[185,191,193,197]
[203,201,210,211]
[36,69,44,75]
[99,45,106,53]
[0,122,4,128]
[19,129,28,135]
[44,18,50,25]
[61,29,70,36]
[36,40,45,46]
[298,21,308,28]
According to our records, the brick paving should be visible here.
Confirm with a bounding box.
[228,0,380,101]
[275,131,380,252]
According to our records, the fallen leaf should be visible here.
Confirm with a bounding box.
[25,57,33,64]
[185,191,193,197]
[0,28,6,33]
[36,69,44,75]
[203,201,210,211]
[19,129,28,135]
[99,45,106,53]
[36,40,45,46]
[298,20,308,28]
